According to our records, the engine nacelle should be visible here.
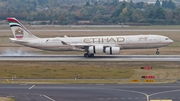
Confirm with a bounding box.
[105,47,120,55]
[88,46,104,54]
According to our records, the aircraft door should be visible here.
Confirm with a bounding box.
[157,37,161,43]
[38,39,42,46]
[126,37,130,43]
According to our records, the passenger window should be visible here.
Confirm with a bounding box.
[165,38,169,40]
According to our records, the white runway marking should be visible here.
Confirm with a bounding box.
[6,96,15,98]
[43,95,56,101]
[19,84,27,85]
[29,85,35,90]
[96,84,104,85]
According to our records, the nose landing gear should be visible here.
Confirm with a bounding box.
[156,49,160,55]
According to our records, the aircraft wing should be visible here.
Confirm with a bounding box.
[61,41,119,48]
[70,43,92,47]
[61,41,90,46]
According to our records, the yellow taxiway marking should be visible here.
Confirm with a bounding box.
[144,79,154,82]
[130,79,140,82]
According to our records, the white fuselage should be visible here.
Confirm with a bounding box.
[14,35,173,51]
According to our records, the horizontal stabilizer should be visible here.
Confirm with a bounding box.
[9,38,28,43]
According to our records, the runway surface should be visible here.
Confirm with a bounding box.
[2,29,180,32]
[0,55,180,61]
[1,83,180,101]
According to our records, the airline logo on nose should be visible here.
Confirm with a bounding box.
[15,28,23,38]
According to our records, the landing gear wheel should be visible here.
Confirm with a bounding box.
[84,53,89,57]
[84,53,94,57]
[156,51,159,55]
[89,54,94,57]
[156,49,160,55]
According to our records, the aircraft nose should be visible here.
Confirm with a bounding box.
[170,39,174,43]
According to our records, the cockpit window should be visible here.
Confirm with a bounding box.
[165,38,169,40]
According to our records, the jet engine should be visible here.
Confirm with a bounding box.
[105,47,120,55]
[88,46,104,54]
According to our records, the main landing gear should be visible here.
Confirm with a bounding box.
[156,49,160,55]
[84,53,94,57]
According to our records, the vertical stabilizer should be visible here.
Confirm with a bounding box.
[7,18,38,39]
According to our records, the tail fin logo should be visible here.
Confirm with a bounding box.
[15,28,24,38]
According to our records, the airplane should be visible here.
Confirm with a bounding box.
[7,17,173,57]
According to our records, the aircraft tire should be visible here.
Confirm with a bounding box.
[89,54,94,57]
[84,53,94,57]
[84,53,89,57]
[156,51,159,55]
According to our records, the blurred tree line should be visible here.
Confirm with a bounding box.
[0,0,179,25]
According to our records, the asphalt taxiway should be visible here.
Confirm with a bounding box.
[1,83,180,101]
[0,55,180,61]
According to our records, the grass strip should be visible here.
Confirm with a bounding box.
[0,97,15,101]
[0,61,179,80]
